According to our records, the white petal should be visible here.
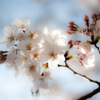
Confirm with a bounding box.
[24,17,30,26]
[4,26,11,36]
[48,59,58,69]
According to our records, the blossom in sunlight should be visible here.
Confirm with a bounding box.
[32,71,53,96]
[4,48,20,76]
[12,17,30,30]
[17,39,37,52]
[77,41,91,54]
[74,48,95,68]
[42,43,65,69]
[22,61,40,83]
[42,27,67,48]
[25,25,41,40]
[0,26,16,49]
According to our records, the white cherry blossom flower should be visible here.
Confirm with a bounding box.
[43,43,65,69]
[4,48,20,76]
[32,71,53,96]
[12,17,30,30]
[74,48,95,68]
[25,25,41,40]
[15,51,30,67]
[0,26,16,49]
[17,39,36,52]
[30,47,44,62]
[43,27,67,47]
[77,41,91,54]
[22,61,40,83]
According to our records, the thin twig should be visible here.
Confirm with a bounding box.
[93,44,100,54]
[58,62,100,100]
[78,87,100,100]
[58,63,100,86]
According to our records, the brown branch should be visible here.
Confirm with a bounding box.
[93,44,100,54]
[78,87,100,100]
[58,63,100,86]
[58,62,100,100]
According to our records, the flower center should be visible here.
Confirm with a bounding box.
[30,31,35,38]
[49,52,57,59]
[26,44,32,50]
[23,56,27,62]
[21,24,25,29]
[29,65,35,72]
[84,45,89,50]
[34,53,39,59]
[40,78,44,81]
[8,35,14,42]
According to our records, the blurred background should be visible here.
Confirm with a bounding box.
[0,0,100,100]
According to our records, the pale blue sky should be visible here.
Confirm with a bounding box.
[0,0,100,100]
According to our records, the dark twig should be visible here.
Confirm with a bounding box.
[58,62,100,100]
[58,62,100,86]
[78,87,100,100]
[93,43,100,54]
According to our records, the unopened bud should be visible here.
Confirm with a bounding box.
[84,15,89,27]
[68,22,78,31]
[68,40,73,48]
[90,25,96,31]
[91,13,97,22]
[66,30,75,34]
[97,12,100,20]
[85,32,90,36]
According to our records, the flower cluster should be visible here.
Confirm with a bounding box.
[0,12,100,96]
[0,17,67,95]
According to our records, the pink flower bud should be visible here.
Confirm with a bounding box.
[97,12,100,20]
[84,15,89,27]
[68,40,72,45]
[68,22,77,31]
[91,13,97,21]
[82,28,86,33]
[90,25,96,31]
[66,30,75,34]
[85,32,89,36]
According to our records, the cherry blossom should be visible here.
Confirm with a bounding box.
[12,17,30,30]
[0,26,16,49]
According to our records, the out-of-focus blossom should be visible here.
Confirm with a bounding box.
[74,49,95,68]
[77,41,91,54]
[0,26,16,49]
[12,17,30,30]
[16,33,25,41]
[32,71,53,96]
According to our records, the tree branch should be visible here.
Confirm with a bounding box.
[78,87,100,100]
[58,62,100,100]
[93,44,100,54]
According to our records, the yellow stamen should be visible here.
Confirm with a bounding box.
[30,31,35,38]
[49,52,57,59]
[84,45,89,50]
[26,44,32,50]
[29,65,35,72]
[23,56,27,62]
